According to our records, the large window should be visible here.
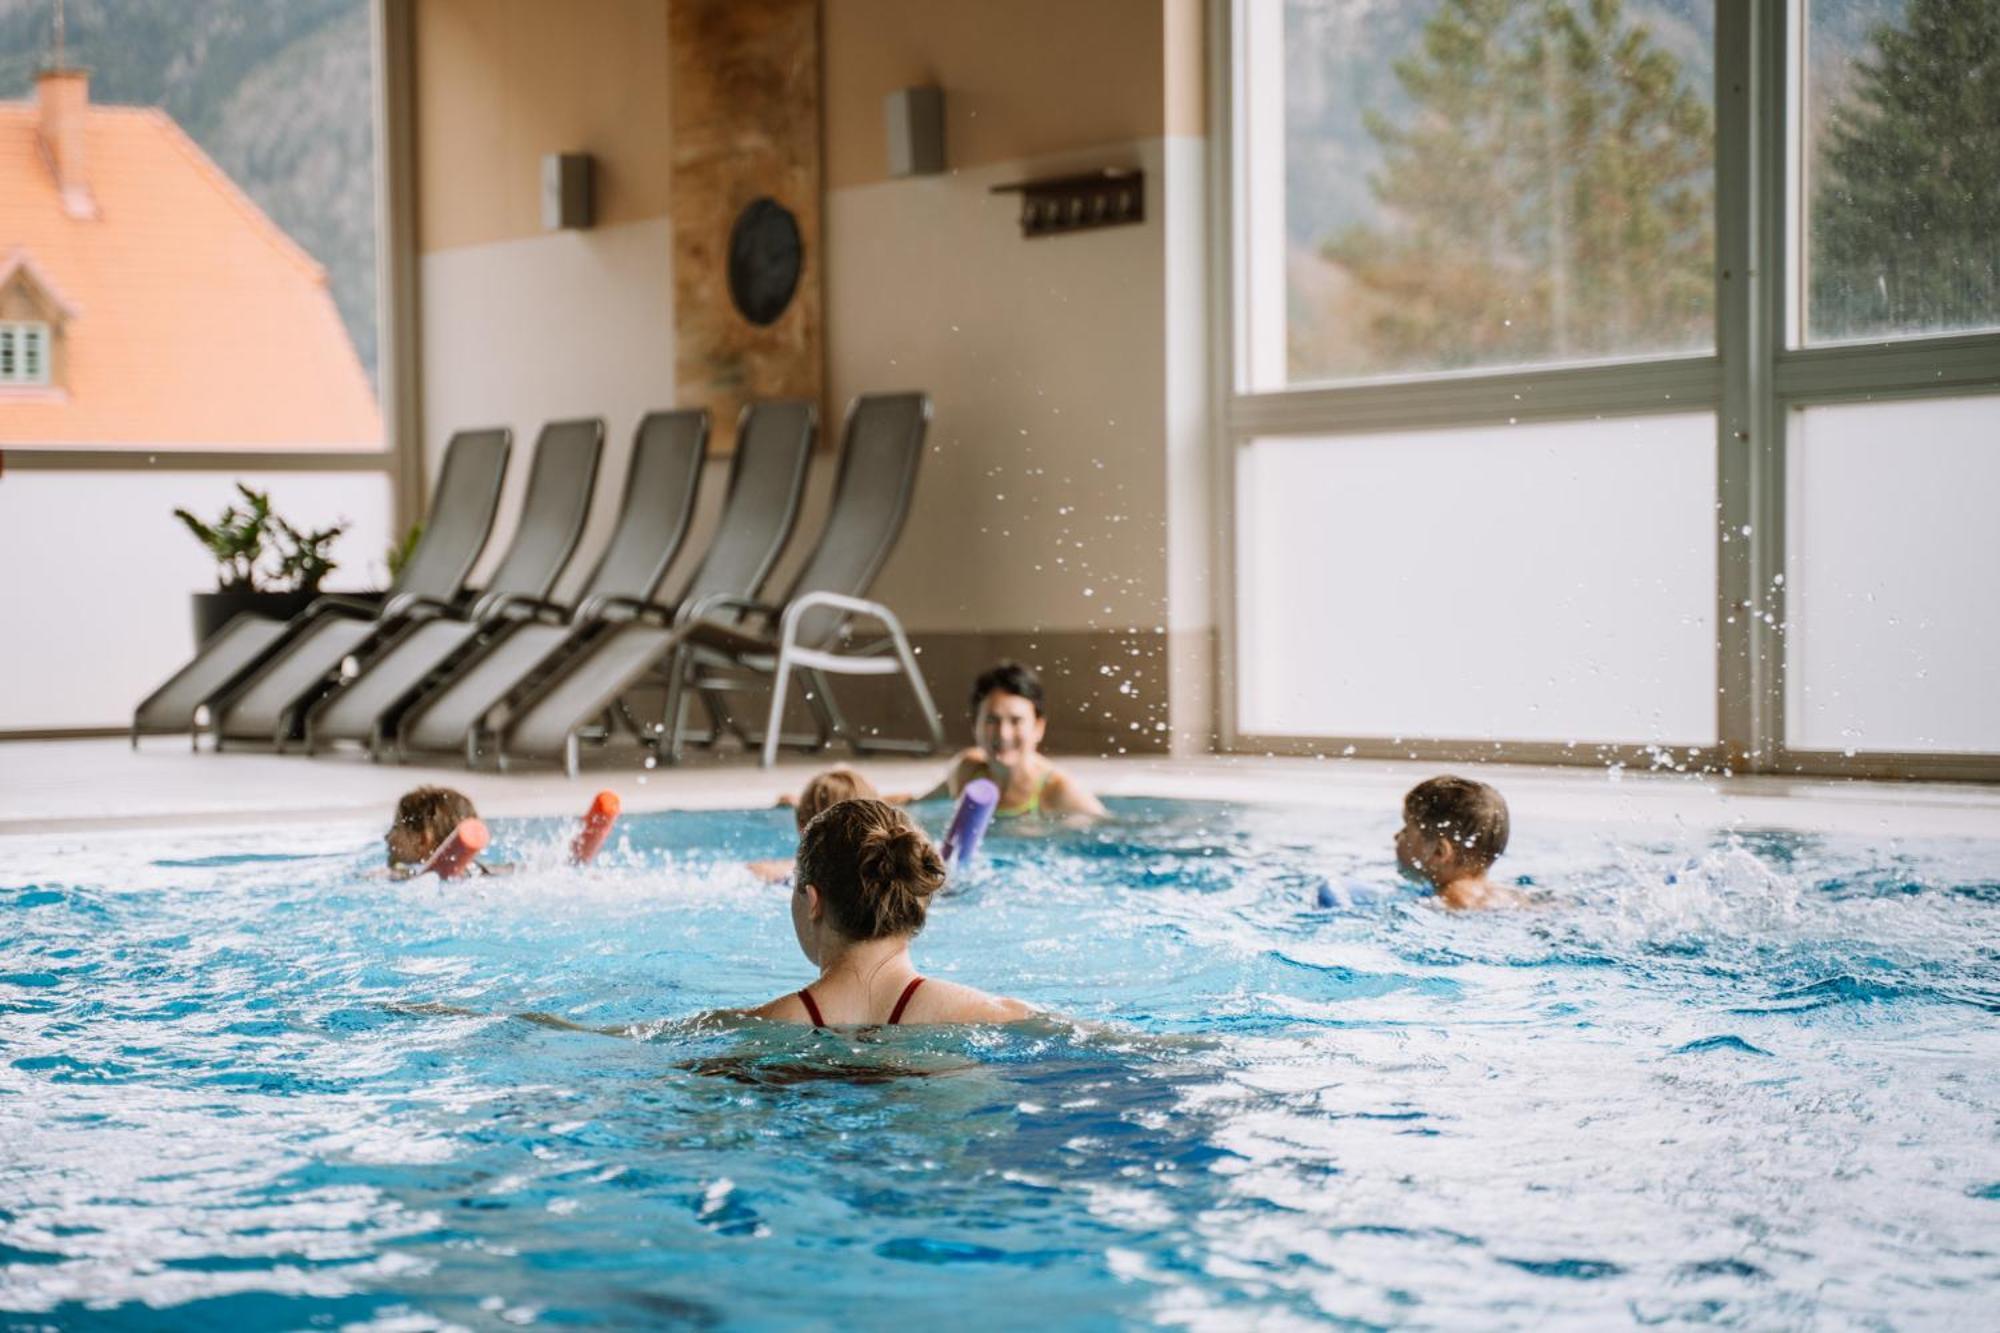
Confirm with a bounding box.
[1798,0,2000,345]
[0,0,403,733]
[1223,0,2000,776]
[1246,0,1716,389]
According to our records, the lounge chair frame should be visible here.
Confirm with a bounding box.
[479,401,818,772]
[566,391,944,773]
[657,589,945,770]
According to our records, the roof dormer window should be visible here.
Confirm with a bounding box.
[0,321,51,386]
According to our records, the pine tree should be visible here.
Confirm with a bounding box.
[1326,0,1712,372]
[1809,0,2000,341]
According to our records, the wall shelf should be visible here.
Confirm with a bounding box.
[990,168,1144,238]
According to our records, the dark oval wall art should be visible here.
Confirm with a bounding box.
[727,197,803,327]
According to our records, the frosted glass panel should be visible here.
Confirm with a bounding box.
[1785,396,2000,753]
[0,471,391,730]
[1237,415,1716,744]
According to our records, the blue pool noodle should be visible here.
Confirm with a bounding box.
[1315,879,1394,910]
[941,778,1000,866]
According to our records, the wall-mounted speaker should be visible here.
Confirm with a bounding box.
[884,87,945,178]
[542,153,594,230]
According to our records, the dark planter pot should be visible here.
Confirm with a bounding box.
[191,587,319,646]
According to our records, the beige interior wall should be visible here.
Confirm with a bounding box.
[1163,0,1208,138]
[419,219,678,596]
[818,1,1207,750]
[412,0,679,585]
[822,0,1170,189]
[414,0,673,252]
[824,141,1171,634]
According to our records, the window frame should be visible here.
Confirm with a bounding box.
[0,321,51,385]
[1210,0,2000,780]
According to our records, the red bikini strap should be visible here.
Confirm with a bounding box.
[888,976,925,1026]
[797,988,826,1028]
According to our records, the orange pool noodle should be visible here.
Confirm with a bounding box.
[571,790,620,865]
[420,818,489,880]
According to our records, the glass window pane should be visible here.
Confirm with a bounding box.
[1236,415,1718,745]
[1801,0,2000,344]
[1785,396,2000,754]
[0,0,382,447]
[1242,0,1716,390]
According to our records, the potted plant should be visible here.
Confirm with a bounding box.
[174,484,350,644]
[272,514,347,600]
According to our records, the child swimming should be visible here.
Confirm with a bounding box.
[751,767,879,883]
[739,798,1035,1026]
[1394,775,1524,909]
[384,785,501,878]
[911,661,1106,819]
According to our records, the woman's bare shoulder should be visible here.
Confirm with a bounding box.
[912,977,1037,1024]
[737,991,812,1024]
[1042,766,1108,818]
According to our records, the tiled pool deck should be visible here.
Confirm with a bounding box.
[2,739,1996,841]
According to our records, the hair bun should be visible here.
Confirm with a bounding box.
[857,824,944,900]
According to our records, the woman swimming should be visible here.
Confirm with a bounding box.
[739,798,1035,1026]
[912,661,1107,820]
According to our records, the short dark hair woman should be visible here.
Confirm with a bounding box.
[905,660,1107,820]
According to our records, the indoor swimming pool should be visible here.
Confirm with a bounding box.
[3,797,1996,1327]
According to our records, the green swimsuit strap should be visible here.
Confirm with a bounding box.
[991,766,1053,818]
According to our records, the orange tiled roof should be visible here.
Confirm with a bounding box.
[0,99,381,448]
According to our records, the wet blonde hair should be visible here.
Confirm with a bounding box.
[795,767,879,831]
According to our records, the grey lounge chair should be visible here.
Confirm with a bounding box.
[307,409,707,758]
[498,392,943,773]
[394,401,814,765]
[428,399,817,768]
[131,427,511,747]
[208,418,603,750]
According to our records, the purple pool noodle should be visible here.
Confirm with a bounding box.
[941,778,1000,866]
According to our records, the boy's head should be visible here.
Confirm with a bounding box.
[1396,775,1509,888]
[795,767,880,832]
[971,660,1047,765]
[386,786,477,868]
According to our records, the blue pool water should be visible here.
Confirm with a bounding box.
[3,797,1997,1328]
